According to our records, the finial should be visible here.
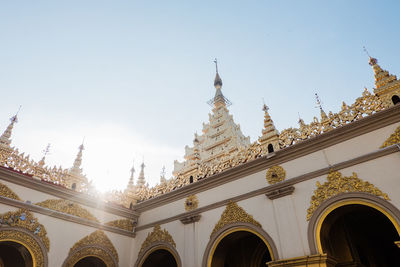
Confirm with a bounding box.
[363,46,378,66]
[0,106,22,148]
[130,160,135,176]
[42,143,51,157]
[262,98,269,112]
[315,93,323,111]
[214,58,218,73]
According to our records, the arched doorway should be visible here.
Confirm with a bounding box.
[73,256,106,267]
[208,229,273,267]
[392,95,400,105]
[0,241,33,267]
[319,204,400,266]
[141,248,178,267]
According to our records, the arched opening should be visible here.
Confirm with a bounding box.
[142,249,178,267]
[189,176,194,184]
[73,256,106,267]
[71,183,77,190]
[267,144,274,153]
[0,241,33,267]
[210,230,272,267]
[392,95,400,105]
[320,204,400,266]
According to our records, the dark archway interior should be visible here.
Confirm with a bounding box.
[211,230,271,267]
[142,249,177,267]
[74,256,106,267]
[392,95,400,105]
[0,241,33,267]
[267,144,274,153]
[320,204,400,267]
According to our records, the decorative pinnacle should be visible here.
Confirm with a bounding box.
[137,160,146,187]
[128,160,135,187]
[315,93,328,120]
[363,46,377,66]
[70,142,84,176]
[214,58,223,88]
[160,166,166,183]
[0,106,21,148]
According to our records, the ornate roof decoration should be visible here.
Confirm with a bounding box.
[211,201,261,237]
[380,125,400,148]
[35,199,99,222]
[0,114,18,151]
[0,209,50,250]
[105,219,134,232]
[0,182,21,200]
[67,230,118,266]
[266,166,286,185]
[139,225,176,256]
[307,171,390,220]
[184,195,199,211]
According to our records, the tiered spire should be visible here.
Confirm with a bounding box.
[69,143,84,176]
[66,143,87,191]
[128,162,135,188]
[0,113,19,151]
[258,104,280,153]
[160,166,166,184]
[136,162,146,187]
[315,93,328,121]
[208,59,232,107]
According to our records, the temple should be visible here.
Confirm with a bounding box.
[0,56,400,267]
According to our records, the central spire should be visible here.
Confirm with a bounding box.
[208,59,232,107]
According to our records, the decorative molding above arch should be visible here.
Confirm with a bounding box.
[0,182,21,200]
[62,230,118,267]
[380,125,400,148]
[211,201,261,237]
[139,225,176,256]
[0,209,49,250]
[0,227,49,267]
[35,199,99,222]
[105,218,134,232]
[307,171,390,220]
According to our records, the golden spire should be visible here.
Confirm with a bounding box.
[137,161,146,187]
[69,143,84,176]
[258,103,280,153]
[315,93,328,120]
[38,143,51,167]
[208,58,231,108]
[128,161,135,187]
[0,108,20,150]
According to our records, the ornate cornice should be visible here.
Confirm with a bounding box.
[266,165,286,185]
[105,219,134,232]
[307,171,390,220]
[211,201,261,237]
[0,209,50,250]
[0,182,21,200]
[69,230,118,263]
[139,225,176,256]
[35,199,99,222]
[381,125,400,148]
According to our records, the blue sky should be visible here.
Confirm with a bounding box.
[1,1,399,191]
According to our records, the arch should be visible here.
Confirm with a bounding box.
[267,144,274,153]
[308,192,400,255]
[74,256,106,267]
[392,95,400,105]
[202,222,278,267]
[134,242,182,267]
[0,227,49,267]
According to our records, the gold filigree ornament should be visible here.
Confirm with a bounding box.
[306,171,390,220]
[211,201,261,237]
[35,199,99,222]
[105,219,134,232]
[380,125,400,148]
[0,182,21,200]
[185,195,199,211]
[0,209,50,251]
[64,230,119,267]
[139,225,176,256]
[266,166,286,185]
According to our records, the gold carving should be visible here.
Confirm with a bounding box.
[395,241,400,248]
[380,125,400,148]
[0,209,50,250]
[69,230,118,264]
[139,225,176,256]
[266,166,286,184]
[185,195,199,211]
[0,182,21,200]
[307,171,390,220]
[0,229,46,267]
[211,201,261,237]
[105,219,134,232]
[35,199,99,222]
[64,247,115,267]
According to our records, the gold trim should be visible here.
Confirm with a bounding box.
[211,201,261,237]
[64,248,115,267]
[184,195,199,211]
[315,199,400,254]
[266,165,286,185]
[139,225,176,256]
[307,171,389,220]
[35,199,99,222]
[381,125,400,148]
[208,227,275,267]
[139,245,180,267]
[105,219,134,231]
[0,182,21,200]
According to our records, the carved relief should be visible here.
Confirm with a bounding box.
[211,201,261,237]
[139,225,176,256]
[0,182,21,200]
[105,219,134,232]
[35,199,99,222]
[64,230,118,267]
[380,125,400,148]
[184,195,199,211]
[0,229,47,267]
[266,166,286,185]
[0,209,50,250]
[307,171,390,220]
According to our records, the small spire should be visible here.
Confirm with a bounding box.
[160,166,166,183]
[208,59,232,108]
[214,58,223,88]
[39,143,51,166]
[136,161,146,187]
[315,93,328,120]
[258,102,279,151]
[0,107,21,149]
[128,160,135,187]
[69,142,84,176]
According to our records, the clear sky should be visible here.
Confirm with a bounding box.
[1,1,399,192]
